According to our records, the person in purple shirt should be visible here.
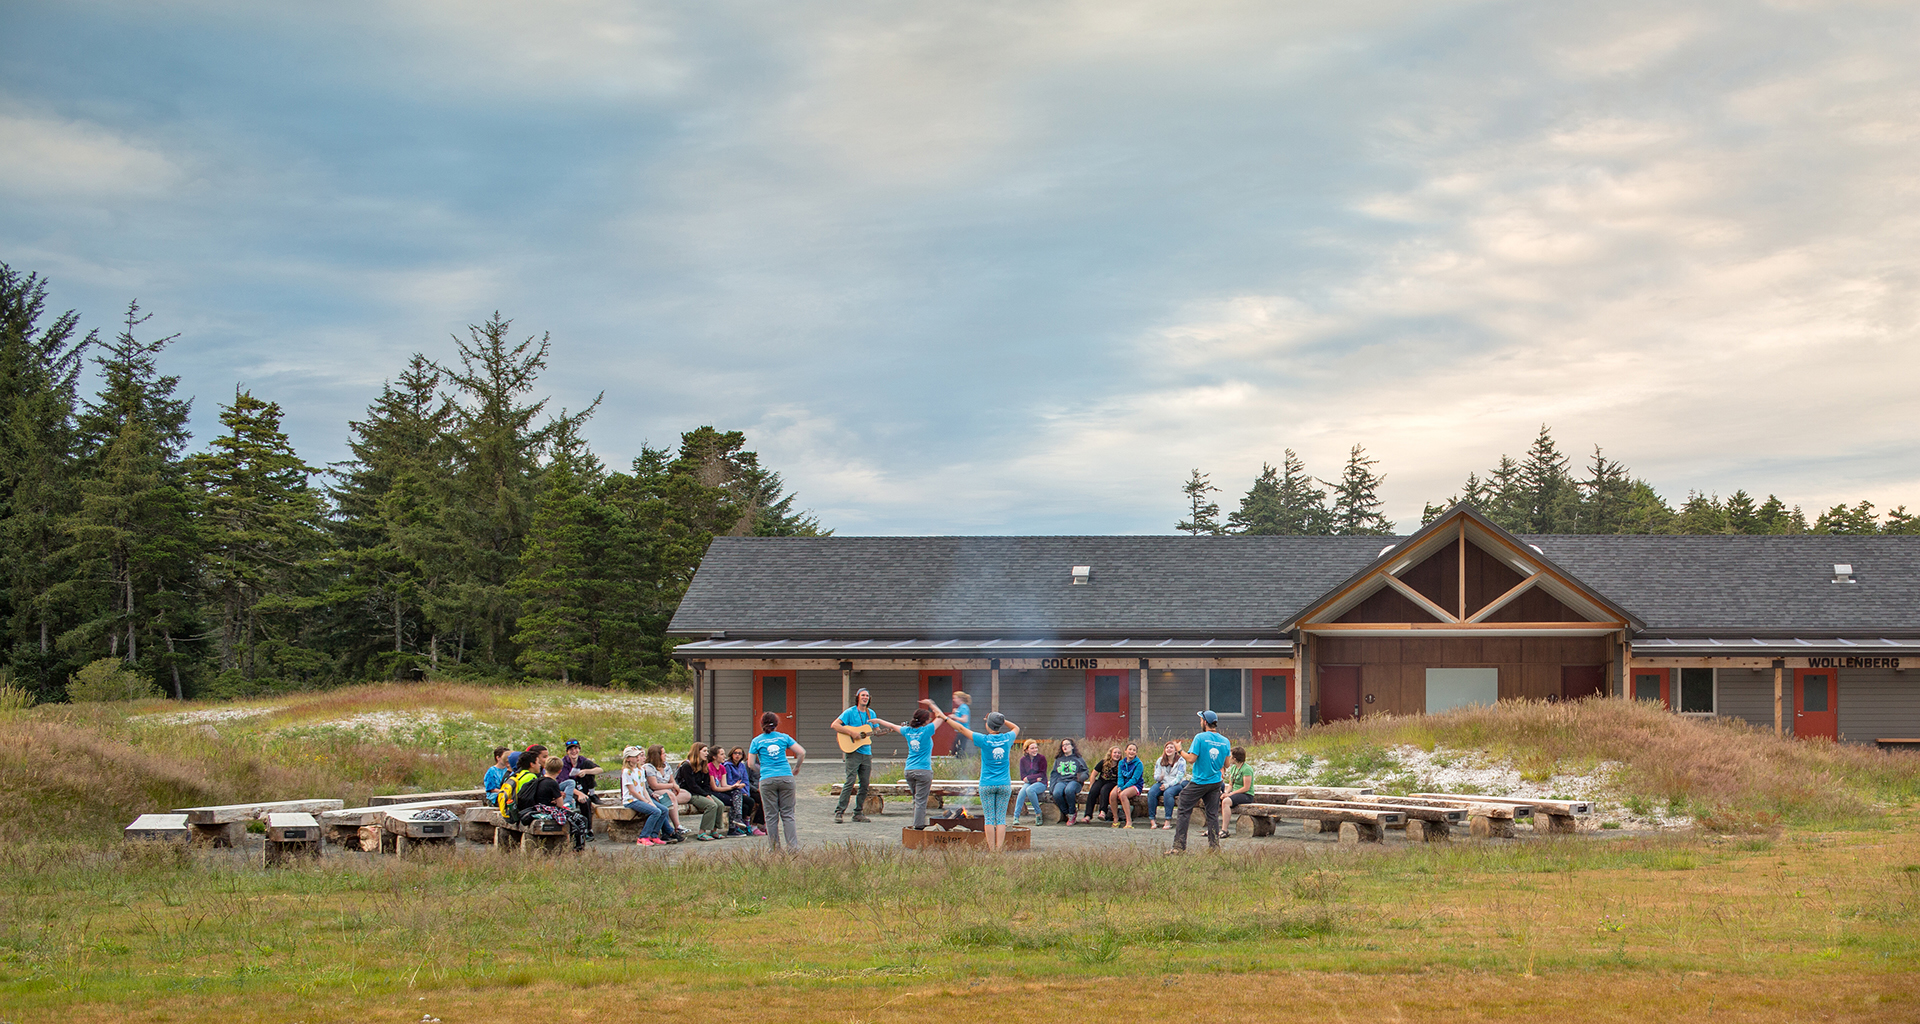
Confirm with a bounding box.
[1012,739,1049,825]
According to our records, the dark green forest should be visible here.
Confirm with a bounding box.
[1180,435,1919,537]
[0,265,822,703]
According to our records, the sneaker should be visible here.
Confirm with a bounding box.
[750,827,766,836]
[852,814,871,823]
[835,811,845,824]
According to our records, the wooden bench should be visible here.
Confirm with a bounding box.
[462,806,506,842]
[493,815,571,854]
[176,799,345,847]
[1407,793,1562,836]
[124,813,191,843]
[263,812,321,866]
[829,781,969,816]
[378,809,460,855]
[1232,802,1405,843]
[1287,798,1468,842]
[1876,738,1920,751]
[367,788,485,807]
[320,798,482,849]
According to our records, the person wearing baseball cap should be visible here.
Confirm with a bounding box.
[1171,710,1232,853]
[556,739,604,842]
[619,746,670,846]
[926,702,1022,852]
[831,687,881,824]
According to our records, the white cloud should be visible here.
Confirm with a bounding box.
[0,110,183,201]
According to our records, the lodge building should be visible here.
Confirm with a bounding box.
[670,505,1920,758]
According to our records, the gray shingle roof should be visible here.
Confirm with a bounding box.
[669,533,1920,639]
[669,535,1391,639]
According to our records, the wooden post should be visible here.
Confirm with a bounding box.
[1620,637,1633,700]
[841,661,852,713]
[1773,659,1784,737]
[705,665,716,748]
[1456,517,1467,620]
[990,660,1000,713]
[1296,632,1313,729]
[1139,659,1150,744]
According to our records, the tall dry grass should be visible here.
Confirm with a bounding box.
[1261,697,1920,829]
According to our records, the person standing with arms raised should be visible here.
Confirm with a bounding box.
[749,711,806,851]
[831,687,879,824]
[1170,710,1232,853]
[928,701,1020,852]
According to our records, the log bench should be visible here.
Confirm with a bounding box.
[1875,738,1920,751]
[124,813,191,843]
[462,806,505,843]
[378,809,461,855]
[1405,794,1539,838]
[176,799,344,847]
[1232,802,1405,843]
[493,815,571,854]
[368,788,485,806]
[320,798,481,848]
[1287,798,1468,842]
[829,781,969,816]
[263,812,321,866]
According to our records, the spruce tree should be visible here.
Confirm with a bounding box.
[1228,463,1285,534]
[187,390,327,688]
[1482,456,1528,533]
[1176,469,1223,535]
[1671,492,1728,535]
[511,447,602,683]
[1723,490,1760,534]
[1518,425,1577,532]
[1813,501,1879,535]
[1324,444,1394,536]
[0,264,93,698]
[1577,447,1633,534]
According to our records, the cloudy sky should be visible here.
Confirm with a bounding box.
[4,1,1917,534]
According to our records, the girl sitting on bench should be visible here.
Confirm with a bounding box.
[1110,742,1144,828]
[1147,741,1187,830]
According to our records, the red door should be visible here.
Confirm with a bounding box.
[1085,669,1129,740]
[1561,665,1606,701]
[1251,669,1295,740]
[753,671,797,736]
[1793,669,1838,740]
[1319,666,1360,723]
[1630,668,1670,709]
[918,671,960,755]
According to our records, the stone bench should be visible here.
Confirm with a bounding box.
[175,799,344,847]
[124,814,191,843]
[367,788,485,806]
[377,809,461,855]
[320,798,482,848]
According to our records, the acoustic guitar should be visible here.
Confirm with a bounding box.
[835,723,876,754]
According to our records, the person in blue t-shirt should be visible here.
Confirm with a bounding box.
[747,712,806,851]
[482,746,510,805]
[831,688,880,824]
[930,702,1021,852]
[872,707,939,828]
[1172,710,1234,852]
[948,691,973,762]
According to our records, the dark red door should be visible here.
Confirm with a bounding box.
[918,671,959,754]
[1561,665,1606,701]
[752,671,796,736]
[1085,669,1129,740]
[1319,666,1360,723]
[1793,669,1838,740]
[1631,668,1670,709]
[1251,669,1295,740]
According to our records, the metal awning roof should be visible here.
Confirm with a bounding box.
[1632,637,1920,656]
[674,637,1294,659]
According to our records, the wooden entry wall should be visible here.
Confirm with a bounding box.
[1314,636,1612,716]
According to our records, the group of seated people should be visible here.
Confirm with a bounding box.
[1013,737,1255,829]
[482,739,769,849]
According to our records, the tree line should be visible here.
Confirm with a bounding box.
[1178,427,1920,537]
[0,264,822,703]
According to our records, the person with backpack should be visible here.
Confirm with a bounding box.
[514,753,587,850]
[498,744,547,819]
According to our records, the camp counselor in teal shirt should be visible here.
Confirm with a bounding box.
[974,730,1019,785]
[1189,731,1232,785]
[752,732,796,778]
[900,723,938,772]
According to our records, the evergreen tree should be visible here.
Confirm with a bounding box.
[511,447,603,683]
[1176,469,1223,536]
[1274,450,1332,535]
[1518,425,1577,532]
[1228,462,1285,534]
[1324,444,1394,536]
[187,390,327,688]
[1813,501,1879,535]
[1619,480,1675,534]
[1577,447,1634,535]
[1481,456,1528,533]
[55,302,198,697]
[1670,491,1728,535]
[1722,490,1760,534]
[0,264,93,698]
[1883,506,1920,535]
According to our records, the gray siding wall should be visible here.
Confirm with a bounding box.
[796,670,843,759]
[1838,669,1920,744]
[1142,669,1208,746]
[713,669,755,750]
[995,669,1090,743]
[849,670,921,758]
[1717,669,1774,730]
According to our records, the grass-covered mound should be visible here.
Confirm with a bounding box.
[0,682,690,843]
[1248,697,1920,830]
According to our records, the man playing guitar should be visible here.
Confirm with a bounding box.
[831,687,895,823]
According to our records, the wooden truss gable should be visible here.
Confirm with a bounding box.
[1281,506,1639,636]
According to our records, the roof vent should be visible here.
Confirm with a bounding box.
[1070,565,1092,585]
[1378,545,1396,557]
[1832,563,1854,584]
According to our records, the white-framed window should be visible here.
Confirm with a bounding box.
[1677,667,1716,715]
[1207,668,1246,716]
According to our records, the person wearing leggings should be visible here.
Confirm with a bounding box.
[1049,739,1089,824]
[748,712,805,851]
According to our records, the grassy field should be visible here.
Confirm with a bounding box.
[5,686,1920,1022]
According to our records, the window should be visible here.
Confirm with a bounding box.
[1678,668,1714,714]
[1633,673,1664,704]
[1259,672,1289,713]
[1207,669,1244,715]
[1426,668,1498,714]
[760,674,788,714]
[1092,673,1122,714]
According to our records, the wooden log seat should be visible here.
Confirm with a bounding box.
[1287,798,1467,842]
[1230,802,1404,843]
[829,781,966,816]
[263,812,322,866]
[175,798,345,847]
[1876,738,1920,751]
[493,815,571,854]
[367,789,485,807]
[462,806,504,843]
